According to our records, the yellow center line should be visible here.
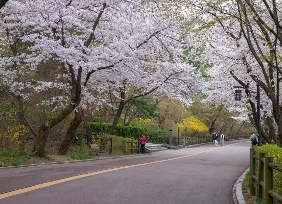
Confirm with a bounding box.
[0,143,237,200]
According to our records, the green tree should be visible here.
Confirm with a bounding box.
[156,97,183,131]
[124,99,157,126]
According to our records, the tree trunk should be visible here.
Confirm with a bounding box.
[32,122,50,158]
[107,90,126,135]
[236,121,245,136]
[107,83,159,135]
[124,108,137,126]
[32,65,82,157]
[17,95,26,153]
[265,116,276,143]
[32,103,78,157]
[58,110,82,155]
[80,108,92,146]
[107,102,125,135]
[209,118,217,134]
[277,113,282,147]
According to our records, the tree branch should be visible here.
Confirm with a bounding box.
[84,3,107,47]
[0,0,8,9]
[83,59,123,86]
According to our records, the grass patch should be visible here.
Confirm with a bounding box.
[0,151,31,167]
[0,135,143,167]
[68,152,91,160]
[241,171,257,204]
[242,171,250,190]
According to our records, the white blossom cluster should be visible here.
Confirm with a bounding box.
[0,0,202,112]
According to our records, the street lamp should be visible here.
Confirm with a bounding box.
[233,82,261,146]
[234,86,243,101]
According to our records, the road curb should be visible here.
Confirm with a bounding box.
[0,153,150,169]
[233,167,249,204]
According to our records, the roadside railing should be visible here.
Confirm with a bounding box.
[249,148,282,204]
[173,134,249,146]
[227,134,250,140]
[125,140,140,154]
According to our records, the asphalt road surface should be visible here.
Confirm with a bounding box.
[0,139,251,204]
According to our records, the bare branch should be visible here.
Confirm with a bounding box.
[84,3,107,47]
[0,0,8,9]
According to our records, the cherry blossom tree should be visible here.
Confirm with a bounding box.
[0,0,201,156]
[182,0,282,146]
[236,0,282,145]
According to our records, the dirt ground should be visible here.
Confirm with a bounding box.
[21,155,75,165]
[242,187,257,204]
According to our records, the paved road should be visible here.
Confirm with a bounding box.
[0,139,251,204]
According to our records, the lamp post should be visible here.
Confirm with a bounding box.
[169,129,172,146]
[256,83,261,146]
[233,82,261,146]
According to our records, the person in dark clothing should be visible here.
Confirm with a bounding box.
[212,133,216,143]
[214,134,219,146]
[250,134,258,147]
[212,133,218,146]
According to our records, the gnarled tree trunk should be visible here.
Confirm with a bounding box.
[58,110,82,155]
[32,104,77,157]
[32,67,82,157]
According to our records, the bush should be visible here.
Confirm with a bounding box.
[89,122,167,143]
[255,144,282,165]
[253,144,282,199]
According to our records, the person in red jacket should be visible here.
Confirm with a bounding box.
[139,135,146,154]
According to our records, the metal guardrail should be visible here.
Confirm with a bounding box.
[249,148,282,204]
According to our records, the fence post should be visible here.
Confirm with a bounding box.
[250,148,255,195]
[109,138,112,155]
[264,156,273,204]
[256,152,264,200]
[178,127,180,145]
[130,140,133,154]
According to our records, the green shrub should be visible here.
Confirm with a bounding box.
[146,129,168,143]
[254,144,282,198]
[89,122,167,143]
[255,144,282,165]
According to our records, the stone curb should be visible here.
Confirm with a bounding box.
[233,167,249,204]
[0,153,148,169]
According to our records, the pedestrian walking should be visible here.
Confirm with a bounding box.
[220,133,225,146]
[212,133,216,144]
[139,135,146,153]
[212,133,218,146]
